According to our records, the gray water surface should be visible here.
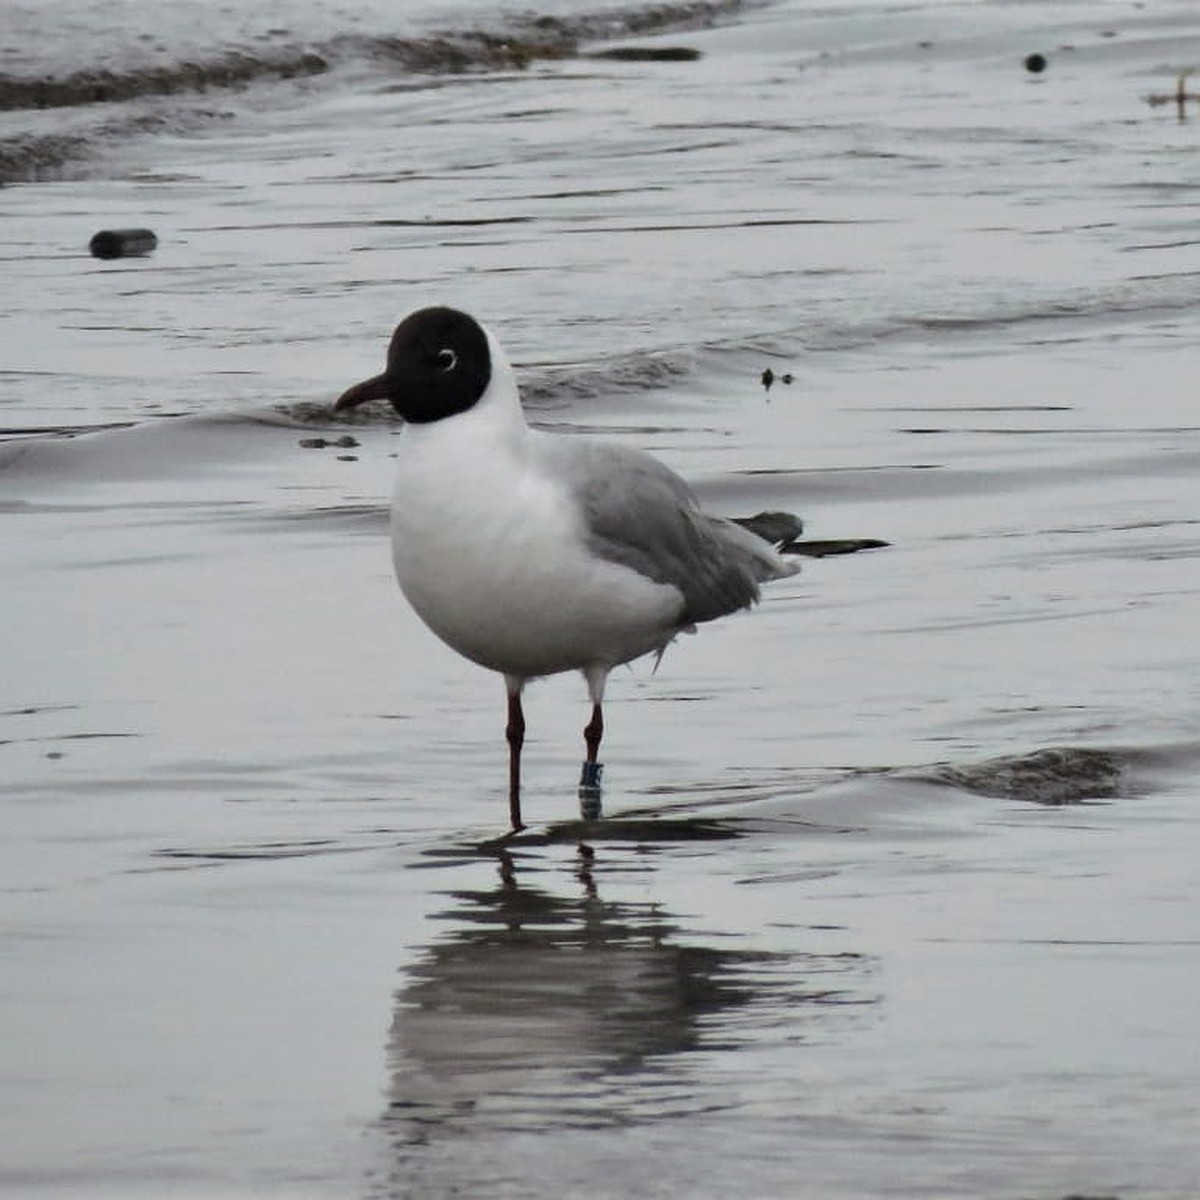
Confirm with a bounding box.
[3,1,1200,1196]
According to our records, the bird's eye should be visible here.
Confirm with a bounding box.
[436,348,457,372]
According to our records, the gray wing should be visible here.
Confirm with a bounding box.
[546,438,798,627]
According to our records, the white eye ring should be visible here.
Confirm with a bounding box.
[436,348,457,372]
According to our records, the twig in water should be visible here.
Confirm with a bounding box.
[1146,68,1200,120]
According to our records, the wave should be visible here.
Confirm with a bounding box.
[0,104,234,183]
[0,0,749,182]
[0,49,329,114]
[912,746,1125,806]
[624,742,1200,835]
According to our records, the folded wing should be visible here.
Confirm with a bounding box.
[549,439,800,627]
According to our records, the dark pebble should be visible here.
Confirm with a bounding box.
[761,368,775,391]
[299,437,329,449]
[89,228,158,259]
[1024,53,1047,73]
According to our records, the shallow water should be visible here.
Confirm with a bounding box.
[4,0,1200,1196]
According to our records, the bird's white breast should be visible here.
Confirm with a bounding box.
[389,419,683,680]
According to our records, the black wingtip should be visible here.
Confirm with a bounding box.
[781,537,890,558]
[729,510,804,548]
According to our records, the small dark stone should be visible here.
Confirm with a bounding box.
[334,434,359,448]
[781,373,794,385]
[88,228,157,259]
[1024,52,1047,73]
[299,437,329,449]
[761,367,775,391]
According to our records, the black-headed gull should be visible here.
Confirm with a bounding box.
[335,307,800,831]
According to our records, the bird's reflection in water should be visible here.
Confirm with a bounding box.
[384,846,875,1145]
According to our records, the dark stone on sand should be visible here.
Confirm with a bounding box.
[88,228,157,259]
[1024,52,1047,73]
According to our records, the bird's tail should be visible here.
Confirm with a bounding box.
[729,510,803,550]
[716,513,803,583]
[732,509,890,562]
[725,510,804,581]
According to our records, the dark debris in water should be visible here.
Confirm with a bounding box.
[88,228,157,259]
[299,435,359,449]
[586,46,702,62]
[1146,69,1200,119]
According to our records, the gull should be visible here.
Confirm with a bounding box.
[334,306,800,831]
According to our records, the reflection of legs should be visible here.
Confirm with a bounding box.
[505,676,526,832]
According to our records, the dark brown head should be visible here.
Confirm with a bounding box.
[333,306,491,423]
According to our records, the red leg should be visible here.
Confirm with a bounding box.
[583,703,604,763]
[505,688,526,831]
[578,669,607,815]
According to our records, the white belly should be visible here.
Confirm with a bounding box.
[390,432,683,680]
